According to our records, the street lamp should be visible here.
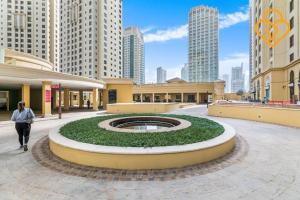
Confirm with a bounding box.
[206,91,209,108]
[58,83,62,119]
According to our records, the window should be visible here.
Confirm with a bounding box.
[290,17,294,30]
[290,0,294,12]
[290,53,294,62]
[290,35,294,48]
[289,71,295,100]
[108,90,117,104]
[290,71,295,83]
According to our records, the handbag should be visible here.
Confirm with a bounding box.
[27,108,34,124]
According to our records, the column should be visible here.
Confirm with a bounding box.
[22,84,30,107]
[152,93,155,102]
[69,92,73,107]
[79,90,84,108]
[181,93,184,103]
[98,90,102,108]
[42,81,52,117]
[52,90,57,109]
[89,92,92,103]
[166,93,169,103]
[6,91,9,111]
[102,89,108,109]
[141,93,143,103]
[213,81,225,101]
[199,93,202,104]
[93,88,99,111]
[64,88,70,110]
[298,85,300,103]
[196,93,200,104]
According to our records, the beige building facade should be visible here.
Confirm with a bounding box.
[0,49,105,116]
[0,0,59,71]
[60,0,123,79]
[250,0,300,102]
[133,78,225,104]
[0,51,225,118]
[102,78,134,109]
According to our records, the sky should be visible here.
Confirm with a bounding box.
[123,0,250,89]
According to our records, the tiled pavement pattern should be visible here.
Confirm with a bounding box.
[1,106,300,200]
[31,135,248,181]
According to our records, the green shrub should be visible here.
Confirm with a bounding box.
[60,114,224,147]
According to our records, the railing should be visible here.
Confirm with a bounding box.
[268,100,293,106]
[214,100,300,109]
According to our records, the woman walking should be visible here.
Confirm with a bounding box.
[11,101,35,152]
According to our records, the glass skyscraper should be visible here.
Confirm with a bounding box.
[123,27,145,85]
[188,6,219,82]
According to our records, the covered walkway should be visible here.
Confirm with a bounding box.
[132,78,224,104]
[0,50,105,117]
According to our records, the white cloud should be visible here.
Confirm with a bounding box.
[144,24,188,43]
[144,8,249,43]
[145,54,250,90]
[145,68,156,83]
[141,26,156,34]
[219,53,250,91]
[219,53,249,75]
[219,9,249,29]
[166,66,182,80]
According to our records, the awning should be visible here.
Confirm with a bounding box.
[0,64,105,90]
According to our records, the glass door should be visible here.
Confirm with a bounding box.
[108,90,117,104]
[0,91,9,111]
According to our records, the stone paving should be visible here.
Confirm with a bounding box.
[31,135,247,181]
[1,106,300,199]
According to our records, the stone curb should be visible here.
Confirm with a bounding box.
[98,116,192,133]
[49,119,236,155]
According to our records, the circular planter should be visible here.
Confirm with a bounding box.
[98,116,191,133]
[49,119,236,170]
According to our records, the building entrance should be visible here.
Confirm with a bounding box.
[0,91,9,111]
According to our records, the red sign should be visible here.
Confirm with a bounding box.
[45,90,51,102]
[51,85,60,89]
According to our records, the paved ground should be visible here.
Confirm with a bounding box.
[0,108,99,123]
[31,134,247,181]
[1,106,300,200]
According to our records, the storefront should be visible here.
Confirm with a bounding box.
[251,60,300,103]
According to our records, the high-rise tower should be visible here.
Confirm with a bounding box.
[0,0,59,71]
[188,6,219,82]
[59,0,123,79]
[123,27,145,85]
[231,63,245,93]
[157,67,167,83]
